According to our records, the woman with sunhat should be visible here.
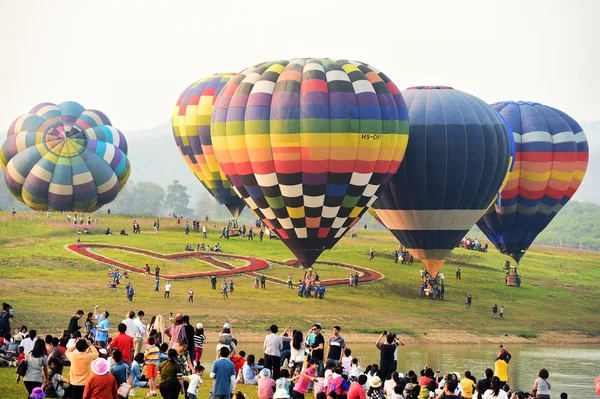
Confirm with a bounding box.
[82,358,118,399]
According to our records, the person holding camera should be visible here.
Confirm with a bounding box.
[375,331,404,382]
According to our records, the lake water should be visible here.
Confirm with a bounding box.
[201,343,600,398]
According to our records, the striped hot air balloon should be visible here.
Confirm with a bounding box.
[373,86,512,276]
[172,73,246,218]
[1,101,130,212]
[211,58,410,267]
[476,101,589,263]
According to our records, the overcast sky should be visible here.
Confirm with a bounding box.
[0,0,598,132]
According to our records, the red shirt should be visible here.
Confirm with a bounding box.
[231,355,246,376]
[348,381,366,399]
[83,372,118,399]
[109,333,134,363]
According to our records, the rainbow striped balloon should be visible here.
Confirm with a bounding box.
[172,73,245,218]
[1,101,130,212]
[211,58,409,267]
[476,101,589,263]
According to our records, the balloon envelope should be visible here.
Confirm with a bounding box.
[373,86,511,276]
[476,101,589,263]
[172,73,246,218]
[211,58,410,267]
[1,101,130,211]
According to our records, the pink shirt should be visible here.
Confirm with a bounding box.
[258,377,275,399]
[294,367,315,394]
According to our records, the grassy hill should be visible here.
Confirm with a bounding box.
[1,211,599,341]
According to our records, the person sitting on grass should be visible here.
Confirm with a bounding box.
[105,228,112,236]
[258,368,276,399]
[120,228,128,236]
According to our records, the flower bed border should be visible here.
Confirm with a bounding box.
[66,244,383,286]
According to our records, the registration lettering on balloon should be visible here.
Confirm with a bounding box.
[211,58,410,268]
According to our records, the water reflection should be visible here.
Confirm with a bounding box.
[202,343,600,398]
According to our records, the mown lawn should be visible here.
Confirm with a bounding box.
[1,210,600,340]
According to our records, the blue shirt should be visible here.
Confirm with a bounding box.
[95,315,110,342]
[131,360,143,387]
[211,358,235,395]
[111,360,131,386]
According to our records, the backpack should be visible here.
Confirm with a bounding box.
[44,375,62,398]
[0,312,10,332]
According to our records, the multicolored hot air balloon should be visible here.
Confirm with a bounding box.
[172,73,246,218]
[211,58,410,267]
[373,86,511,276]
[476,101,589,263]
[0,101,130,212]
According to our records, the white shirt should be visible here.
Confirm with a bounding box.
[19,337,37,354]
[165,283,172,292]
[263,333,283,356]
[187,374,203,394]
[133,317,146,338]
[202,226,207,232]
[122,318,138,338]
[483,389,509,399]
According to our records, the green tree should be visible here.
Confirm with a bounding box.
[131,181,165,216]
[165,180,191,216]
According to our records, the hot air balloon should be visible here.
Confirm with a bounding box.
[372,86,512,276]
[172,73,246,218]
[476,101,589,263]
[0,101,130,212]
[211,58,409,267]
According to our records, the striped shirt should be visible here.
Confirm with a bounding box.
[144,345,160,365]
[194,333,206,349]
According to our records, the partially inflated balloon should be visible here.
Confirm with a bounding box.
[172,73,246,218]
[1,102,130,212]
[211,59,409,267]
[476,101,588,263]
[373,86,511,276]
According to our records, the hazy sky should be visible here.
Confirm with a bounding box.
[0,0,598,132]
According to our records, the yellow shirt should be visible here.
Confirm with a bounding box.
[460,378,475,398]
[66,345,99,386]
[494,359,508,382]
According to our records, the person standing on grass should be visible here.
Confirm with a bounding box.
[292,358,318,399]
[222,281,229,299]
[93,306,110,348]
[211,275,217,290]
[369,247,374,260]
[287,275,293,289]
[255,275,260,289]
[499,306,504,319]
[155,277,160,292]
[109,323,135,365]
[491,304,498,318]
[264,324,283,380]
[145,264,150,280]
[229,278,235,294]
[456,265,461,279]
[66,338,99,399]
[155,266,160,279]
[193,323,206,365]
[188,288,194,303]
[210,346,236,399]
[261,274,267,289]
[326,326,345,367]
[165,280,172,299]
[22,339,48,398]
[466,294,472,310]
[134,311,146,357]
[144,336,160,397]
[68,310,84,336]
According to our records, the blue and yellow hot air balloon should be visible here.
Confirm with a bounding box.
[0,101,130,212]
[476,101,589,263]
[211,59,410,267]
[373,86,511,276]
[172,73,246,218]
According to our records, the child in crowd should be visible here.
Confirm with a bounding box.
[276,369,295,396]
[348,375,367,399]
[144,337,161,396]
[313,367,327,397]
[341,348,353,375]
[193,323,206,365]
[349,358,361,381]
[184,364,205,399]
[15,347,25,383]
[258,368,276,399]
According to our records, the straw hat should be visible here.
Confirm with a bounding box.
[370,376,382,388]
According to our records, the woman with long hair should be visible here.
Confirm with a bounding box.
[473,380,487,399]
[289,331,305,377]
[532,369,551,399]
[154,315,165,345]
[483,376,508,399]
[23,339,48,396]
[243,354,259,384]
[158,349,185,399]
[84,312,95,340]
[146,315,157,337]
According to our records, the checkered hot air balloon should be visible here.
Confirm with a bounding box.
[172,73,246,218]
[373,86,512,277]
[476,101,589,263]
[0,101,130,211]
[211,58,410,267]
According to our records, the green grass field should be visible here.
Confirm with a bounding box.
[2,210,599,338]
[1,211,600,398]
